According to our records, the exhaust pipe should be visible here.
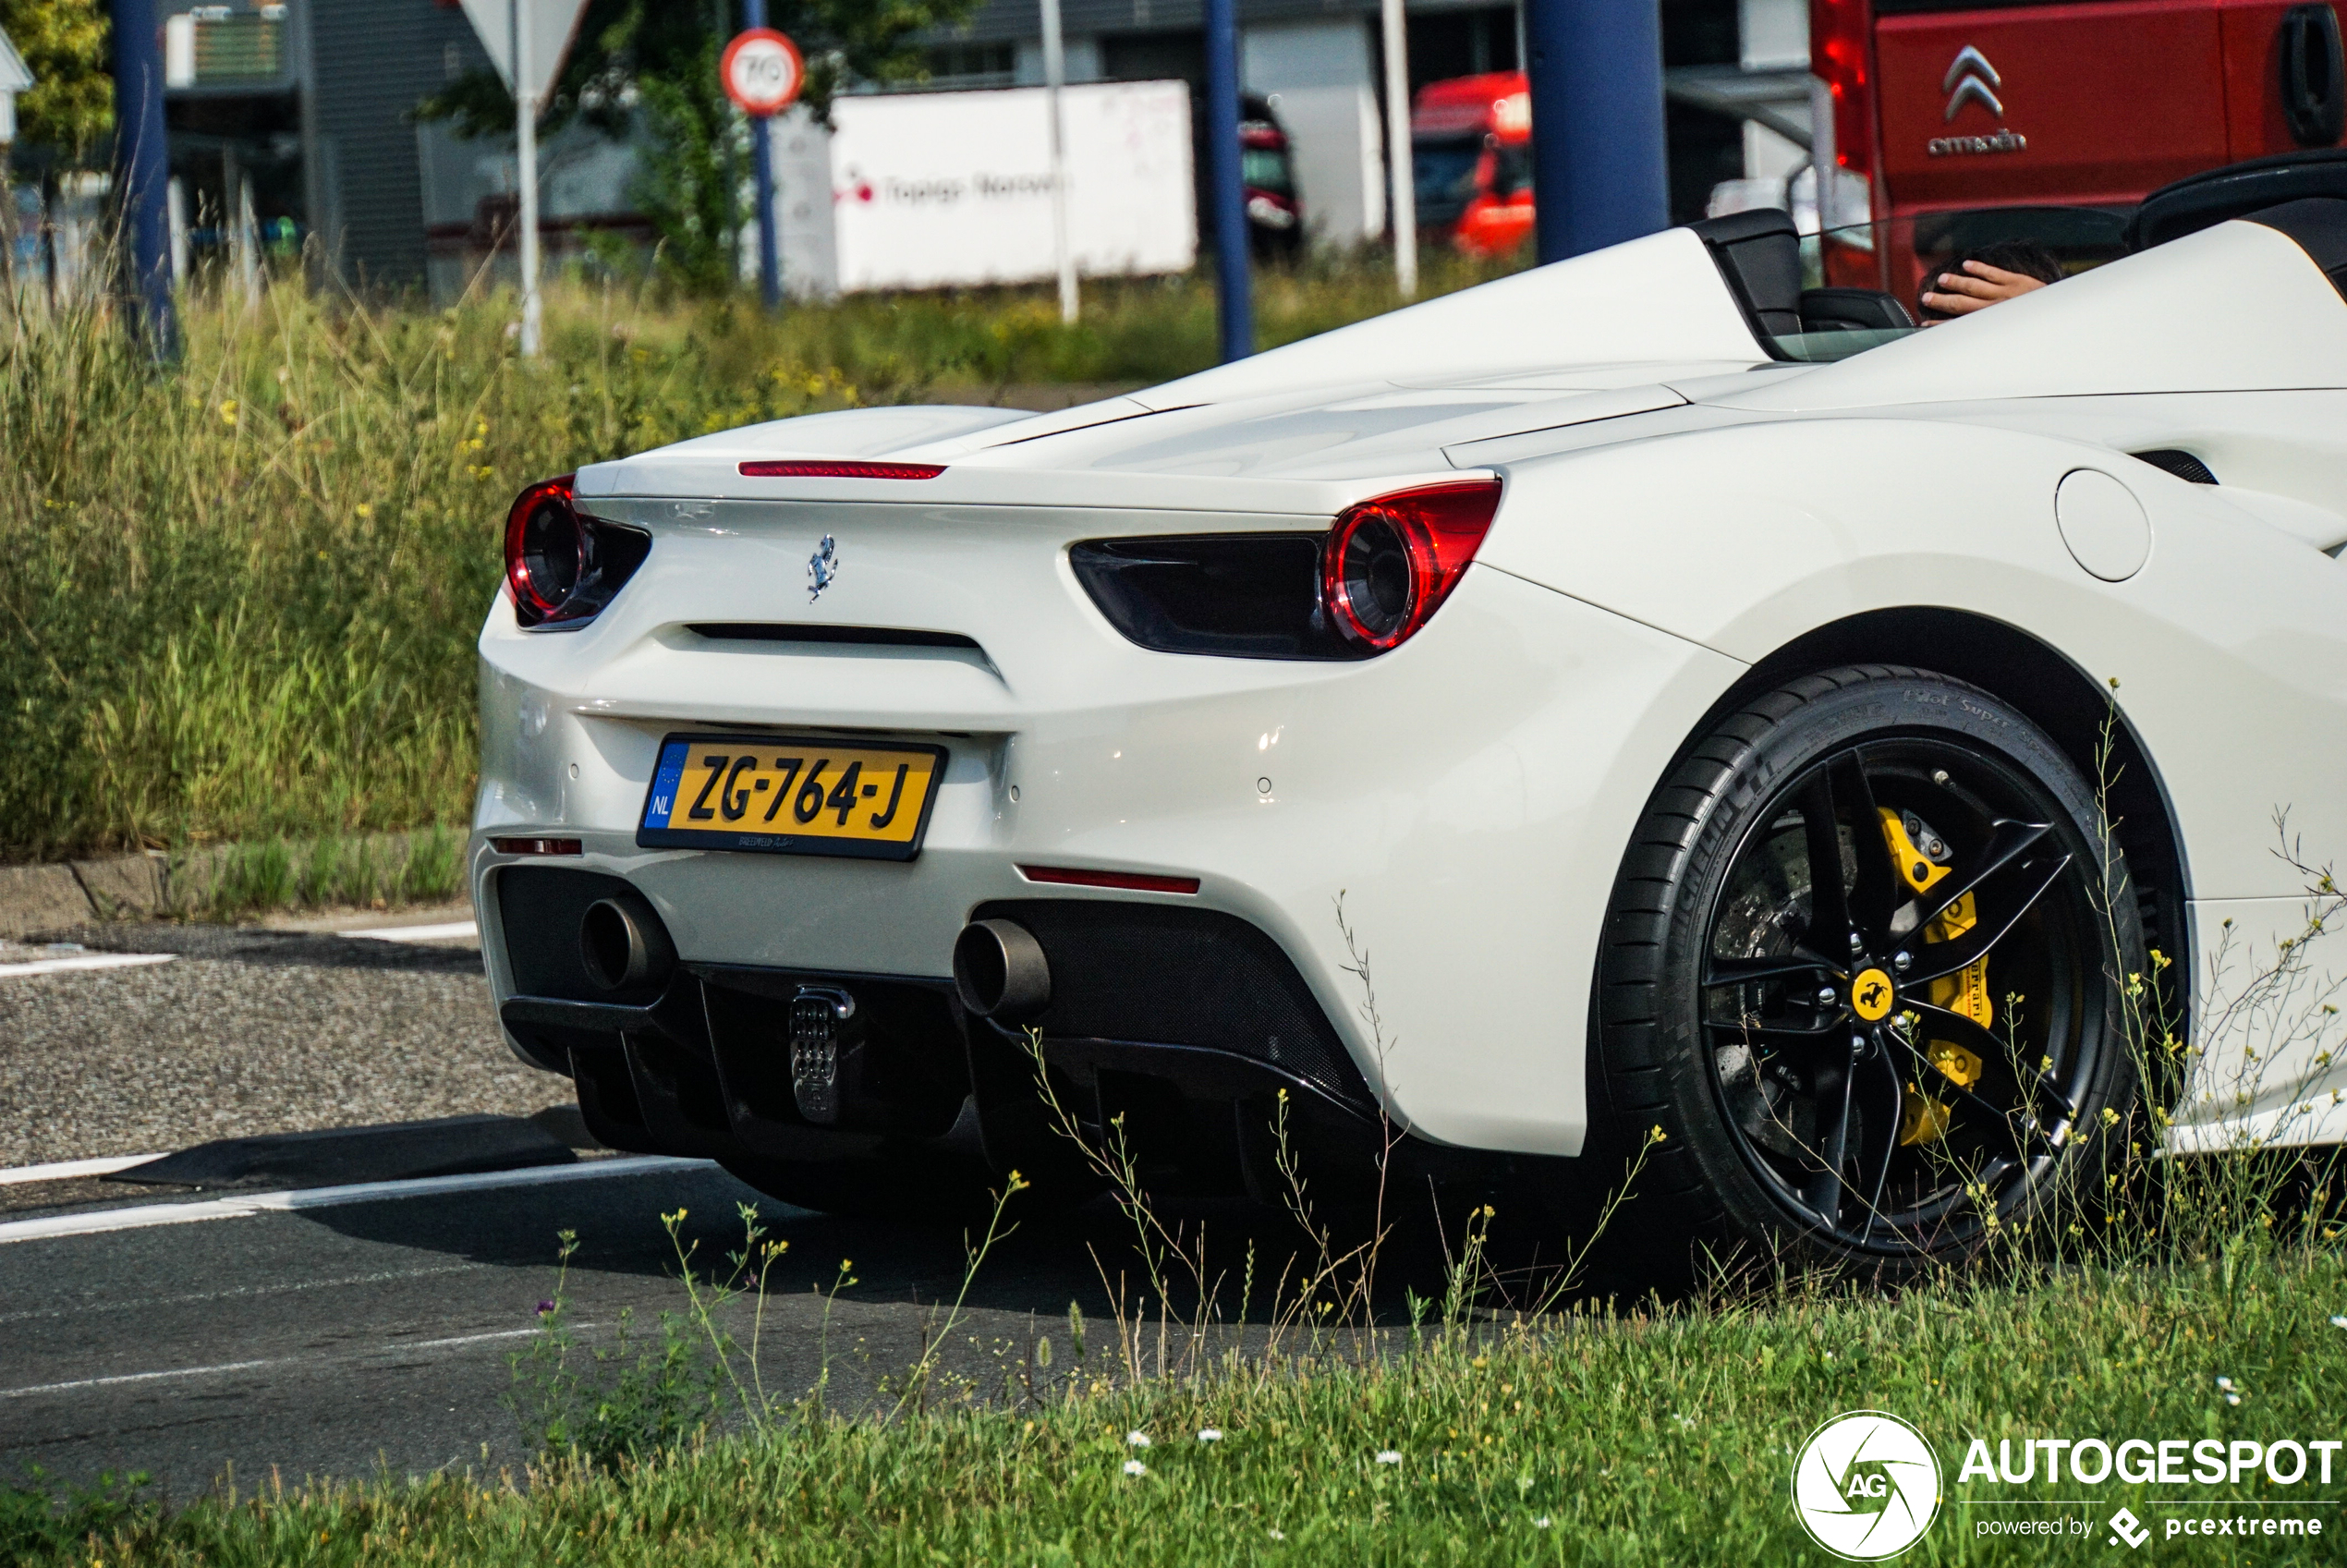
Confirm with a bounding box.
[579,892,676,993]
[953,918,1051,1020]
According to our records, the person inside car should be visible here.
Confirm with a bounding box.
[1917,239,2065,321]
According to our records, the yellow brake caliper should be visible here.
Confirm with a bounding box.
[1879,809,1989,1146]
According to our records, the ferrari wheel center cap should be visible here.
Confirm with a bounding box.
[1850,966,1896,1022]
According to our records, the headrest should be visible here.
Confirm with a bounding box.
[2125,150,2347,251]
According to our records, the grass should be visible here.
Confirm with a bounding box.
[47,827,468,922]
[188,826,468,918]
[6,1242,2344,1564]
[0,250,1518,862]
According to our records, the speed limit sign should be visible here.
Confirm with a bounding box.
[721,28,804,117]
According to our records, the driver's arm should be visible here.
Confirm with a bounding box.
[1919,259,2049,319]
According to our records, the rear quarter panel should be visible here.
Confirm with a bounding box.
[1474,413,2347,903]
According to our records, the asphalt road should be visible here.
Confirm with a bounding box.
[0,912,1316,1500]
[0,1158,1152,1498]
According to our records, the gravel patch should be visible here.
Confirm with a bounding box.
[0,925,565,1170]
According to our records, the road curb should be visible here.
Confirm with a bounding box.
[0,864,100,940]
[71,854,168,921]
[1,850,204,939]
[0,830,459,940]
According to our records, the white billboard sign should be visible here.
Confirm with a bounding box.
[828,81,1197,292]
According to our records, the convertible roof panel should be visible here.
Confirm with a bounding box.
[1130,226,1769,410]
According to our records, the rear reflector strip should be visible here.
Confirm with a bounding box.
[737,460,946,480]
[493,837,583,857]
[1016,865,1201,895]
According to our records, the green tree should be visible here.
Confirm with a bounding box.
[2,0,111,163]
[626,24,741,295]
[419,0,978,293]
[3,0,112,294]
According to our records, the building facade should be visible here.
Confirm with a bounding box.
[134,0,1807,292]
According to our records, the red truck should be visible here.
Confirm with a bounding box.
[1410,70,1536,257]
[1412,4,2341,283]
[1813,0,2345,289]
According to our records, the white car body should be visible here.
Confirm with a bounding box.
[472,210,2347,1172]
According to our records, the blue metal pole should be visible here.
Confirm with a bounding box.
[111,0,179,359]
[741,0,788,310]
[1204,0,1250,360]
[1525,0,1669,264]
[744,0,782,310]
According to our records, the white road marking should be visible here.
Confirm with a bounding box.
[0,1153,171,1185]
[0,952,176,978]
[400,1327,546,1353]
[1,1358,281,1398]
[342,919,478,943]
[0,1327,549,1400]
[0,1154,710,1246]
[0,1260,489,1327]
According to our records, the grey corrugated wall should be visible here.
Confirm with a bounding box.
[308,0,493,287]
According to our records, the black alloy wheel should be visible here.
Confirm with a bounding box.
[1590,666,2142,1279]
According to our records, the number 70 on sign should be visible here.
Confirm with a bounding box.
[722,28,805,117]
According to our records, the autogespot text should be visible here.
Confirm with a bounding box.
[1959,1436,2335,1545]
[1957,1435,2342,1487]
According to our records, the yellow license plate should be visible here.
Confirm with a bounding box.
[637,735,947,860]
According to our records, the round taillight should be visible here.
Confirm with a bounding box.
[505,475,581,624]
[1317,480,1504,652]
[1327,509,1417,646]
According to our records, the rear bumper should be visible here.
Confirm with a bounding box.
[488,867,1383,1173]
[471,562,1744,1158]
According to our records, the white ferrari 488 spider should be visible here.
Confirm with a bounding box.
[474,158,2347,1275]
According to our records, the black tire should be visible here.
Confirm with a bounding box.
[1588,665,2142,1282]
